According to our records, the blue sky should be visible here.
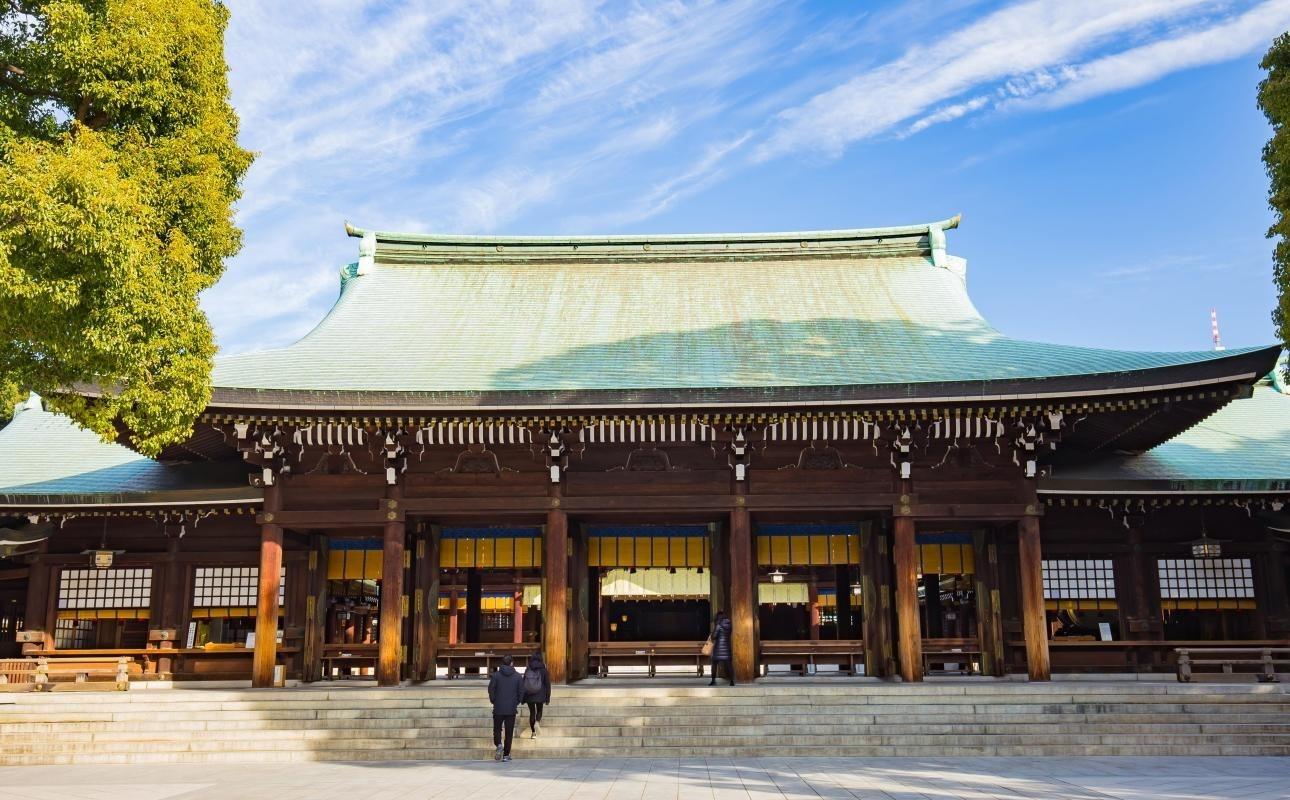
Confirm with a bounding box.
[209,0,1290,357]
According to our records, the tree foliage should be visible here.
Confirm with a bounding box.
[0,1,252,454]
[1261,33,1290,363]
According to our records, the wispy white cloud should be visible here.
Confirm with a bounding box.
[755,0,1255,160]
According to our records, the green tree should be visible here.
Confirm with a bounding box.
[0,1,252,454]
[1261,32,1290,364]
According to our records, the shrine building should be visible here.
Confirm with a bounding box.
[1,215,1287,687]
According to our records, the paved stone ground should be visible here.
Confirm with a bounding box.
[1,757,1287,799]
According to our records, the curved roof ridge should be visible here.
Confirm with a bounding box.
[342,214,962,247]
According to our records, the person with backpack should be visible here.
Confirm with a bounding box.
[522,651,551,737]
[487,655,525,762]
[708,610,735,686]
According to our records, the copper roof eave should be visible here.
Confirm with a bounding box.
[199,345,1281,416]
[0,486,262,510]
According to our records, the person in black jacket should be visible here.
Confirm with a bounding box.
[487,655,525,762]
[522,652,552,737]
[709,610,735,686]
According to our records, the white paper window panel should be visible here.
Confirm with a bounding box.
[192,567,285,606]
[1042,559,1115,600]
[1157,559,1254,599]
[56,568,153,609]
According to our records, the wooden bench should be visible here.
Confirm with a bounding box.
[923,638,981,675]
[1176,647,1290,683]
[321,643,378,678]
[439,644,536,677]
[759,640,865,676]
[590,641,706,677]
[34,656,132,690]
[0,658,37,689]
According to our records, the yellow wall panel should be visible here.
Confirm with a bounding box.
[920,545,941,574]
[770,536,790,566]
[848,534,860,564]
[961,545,975,574]
[587,537,601,568]
[686,537,703,567]
[652,537,669,566]
[942,544,962,574]
[477,538,495,568]
[635,538,652,567]
[829,535,848,565]
[533,540,542,568]
[327,551,345,580]
[669,537,686,567]
[756,535,770,566]
[455,539,474,569]
[809,535,829,565]
[498,538,517,568]
[514,537,533,568]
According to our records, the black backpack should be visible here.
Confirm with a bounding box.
[523,667,543,697]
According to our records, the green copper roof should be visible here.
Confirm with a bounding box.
[1043,383,1290,494]
[210,219,1274,407]
[0,396,255,507]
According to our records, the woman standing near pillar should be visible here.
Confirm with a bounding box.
[708,610,735,686]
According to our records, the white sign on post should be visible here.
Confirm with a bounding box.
[1098,622,1113,641]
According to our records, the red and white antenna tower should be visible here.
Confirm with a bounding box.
[1210,308,1225,352]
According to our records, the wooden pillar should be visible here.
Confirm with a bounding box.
[586,566,600,644]
[567,527,589,682]
[411,525,439,681]
[513,587,524,645]
[893,514,922,682]
[834,565,853,640]
[377,486,405,686]
[544,506,569,683]
[1118,522,1163,641]
[252,483,284,688]
[301,535,329,682]
[1018,515,1050,681]
[972,528,1005,677]
[860,523,893,677]
[808,582,820,641]
[21,540,52,653]
[923,572,943,639]
[729,503,757,682]
[1259,532,1290,638]
[447,586,459,644]
[708,522,730,627]
[465,568,482,643]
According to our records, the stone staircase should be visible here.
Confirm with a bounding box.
[3,680,1290,764]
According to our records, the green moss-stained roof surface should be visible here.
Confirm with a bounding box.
[211,223,1266,396]
[1044,383,1290,493]
[0,396,255,506]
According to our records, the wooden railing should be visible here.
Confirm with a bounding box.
[759,640,864,676]
[923,637,981,675]
[439,643,536,677]
[589,641,707,677]
[1176,647,1290,683]
[0,658,37,687]
[1006,639,1290,673]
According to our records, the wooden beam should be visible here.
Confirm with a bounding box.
[834,564,853,640]
[411,525,440,681]
[251,483,284,688]
[544,504,569,683]
[729,503,757,683]
[893,514,922,682]
[377,485,405,686]
[256,510,393,527]
[1018,515,1050,681]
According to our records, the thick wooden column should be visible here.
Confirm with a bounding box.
[860,523,893,677]
[411,525,440,681]
[567,527,589,681]
[252,483,284,688]
[729,503,757,682]
[302,534,328,682]
[893,514,922,682]
[1117,522,1163,641]
[708,522,730,627]
[1258,532,1290,638]
[972,529,1005,676]
[544,506,569,683]
[21,541,52,653]
[1018,515,1050,681]
[377,486,405,686]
